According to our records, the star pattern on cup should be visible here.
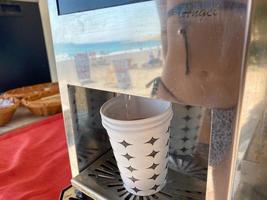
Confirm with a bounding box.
[122,153,135,160]
[145,137,159,145]
[147,163,159,170]
[126,165,137,172]
[180,147,187,153]
[132,187,141,193]
[181,126,190,132]
[147,150,159,158]
[128,176,139,183]
[150,184,160,191]
[182,137,189,142]
[119,140,132,148]
[149,173,160,180]
[183,115,191,122]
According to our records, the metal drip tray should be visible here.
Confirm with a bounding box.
[72,151,206,200]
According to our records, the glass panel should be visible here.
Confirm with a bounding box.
[48,0,249,108]
[232,0,267,199]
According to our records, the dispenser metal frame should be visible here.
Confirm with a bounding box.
[49,0,267,199]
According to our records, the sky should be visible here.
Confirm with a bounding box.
[48,0,161,44]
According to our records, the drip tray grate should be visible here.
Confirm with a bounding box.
[72,151,206,200]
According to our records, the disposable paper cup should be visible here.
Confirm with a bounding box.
[100,95,173,196]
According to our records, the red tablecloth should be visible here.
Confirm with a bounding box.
[0,114,71,200]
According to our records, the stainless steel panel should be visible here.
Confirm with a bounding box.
[231,0,267,199]
[74,88,114,171]
[59,83,80,177]
[60,85,113,176]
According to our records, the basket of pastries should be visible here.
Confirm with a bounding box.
[21,88,61,116]
[0,96,20,126]
[5,82,59,99]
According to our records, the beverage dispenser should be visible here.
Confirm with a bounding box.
[48,0,267,199]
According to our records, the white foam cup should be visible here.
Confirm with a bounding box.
[100,95,173,196]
